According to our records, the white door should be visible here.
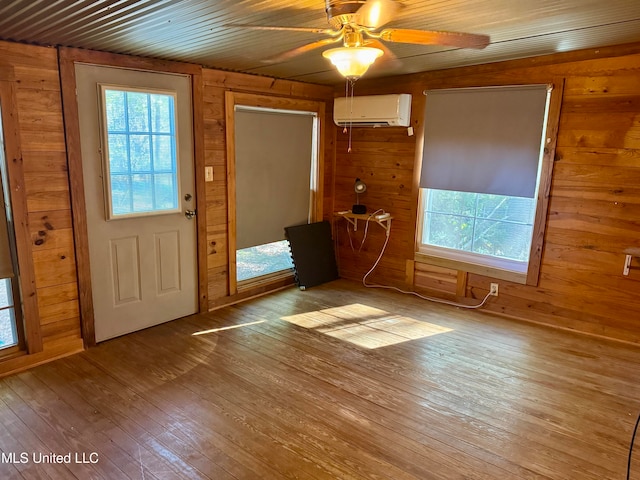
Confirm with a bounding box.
[76,64,197,342]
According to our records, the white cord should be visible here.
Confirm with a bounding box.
[362,222,494,310]
[358,209,384,252]
[345,208,385,252]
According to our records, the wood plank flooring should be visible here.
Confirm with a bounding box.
[0,279,638,479]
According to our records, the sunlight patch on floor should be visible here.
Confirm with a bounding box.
[192,320,266,336]
[281,303,452,349]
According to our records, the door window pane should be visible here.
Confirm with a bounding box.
[101,87,179,219]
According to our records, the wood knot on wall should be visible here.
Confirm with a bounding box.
[33,215,55,246]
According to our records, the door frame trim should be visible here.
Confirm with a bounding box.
[59,47,206,347]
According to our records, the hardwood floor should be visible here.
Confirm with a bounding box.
[0,279,638,479]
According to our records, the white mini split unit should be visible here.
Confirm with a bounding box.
[333,93,412,127]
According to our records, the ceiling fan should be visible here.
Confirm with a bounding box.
[226,0,490,79]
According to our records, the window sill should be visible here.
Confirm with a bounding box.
[0,345,25,362]
[414,252,527,285]
[237,269,295,293]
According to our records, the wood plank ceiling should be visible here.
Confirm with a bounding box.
[1,0,640,85]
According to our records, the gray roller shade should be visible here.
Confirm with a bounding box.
[420,85,550,198]
[235,108,314,250]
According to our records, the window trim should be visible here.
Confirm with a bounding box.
[98,84,181,220]
[414,79,565,287]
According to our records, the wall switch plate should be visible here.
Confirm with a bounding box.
[205,166,214,182]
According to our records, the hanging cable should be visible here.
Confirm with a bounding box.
[342,78,357,153]
[346,220,355,252]
[358,209,383,252]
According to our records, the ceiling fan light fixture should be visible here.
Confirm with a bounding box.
[322,46,383,79]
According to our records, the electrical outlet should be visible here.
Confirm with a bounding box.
[490,283,499,296]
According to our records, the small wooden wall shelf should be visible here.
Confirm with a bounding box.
[334,211,393,233]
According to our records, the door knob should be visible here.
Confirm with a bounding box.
[185,209,196,219]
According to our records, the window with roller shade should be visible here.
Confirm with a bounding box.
[417,85,552,278]
[234,107,316,283]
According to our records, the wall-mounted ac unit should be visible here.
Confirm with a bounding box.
[333,93,412,127]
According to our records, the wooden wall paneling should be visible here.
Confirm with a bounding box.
[468,275,640,343]
[28,210,73,250]
[405,259,415,286]
[202,85,229,303]
[37,281,80,340]
[13,48,78,347]
[413,262,458,296]
[0,80,42,353]
[0,41,88,375]
[11,65,59,91]
[207,266,229,302]
[0,66,14,83]
[334,221,407,287]
[39,316,81,342]
[359,41,640,93]
[32,247,76,289]
[333,107,420,286]
[472,266,640,322]
[0,42,59,70]
[564,74,640,96]
[456,271,469,297]
[204,70,333,100]
[322,104,336,221]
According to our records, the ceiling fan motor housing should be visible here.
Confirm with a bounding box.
[325,0,367,28]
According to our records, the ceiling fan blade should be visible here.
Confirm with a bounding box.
[379,28,490,49]
[225,23,340,36]
[364,39,401,68]
[262,37,343,64]
[355,0,401,29]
